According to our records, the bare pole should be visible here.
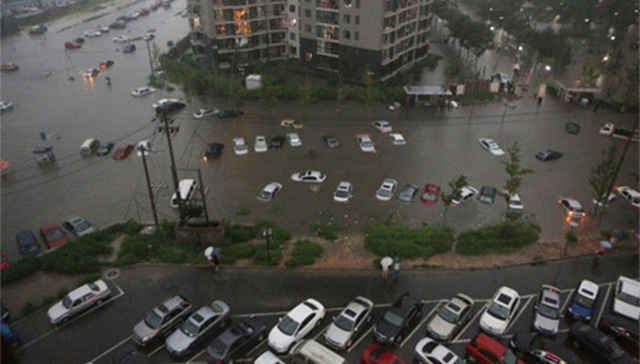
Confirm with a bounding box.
[140,144,159,230]
[145,38,155,77]
[196,168,209,224]
[160,109,184,224]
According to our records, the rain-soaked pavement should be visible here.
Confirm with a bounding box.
[1,2,638,261]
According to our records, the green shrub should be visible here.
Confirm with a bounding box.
[252,243,282,266]
[255,221,291,245]
[236,205,251,216]
[225,224,257,243]
[364,224,455,259]
[456,221,540,256]
[310,220,338,242]
[1,258,41,285]
[220,242,254,264]
[285,240,324,268]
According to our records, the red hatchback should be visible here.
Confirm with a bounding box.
[113,144,134,160]
[420,183,440,204]
[466,333,525,364]
[39,223,69,249]
[0,251,9,270]
[361,344,406,364]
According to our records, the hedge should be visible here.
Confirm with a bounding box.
[115,233,202,266]
[456,221,540,256]
[285,240,324,268]
[364,224,455,259]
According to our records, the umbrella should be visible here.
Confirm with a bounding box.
[600,240,613,249]
[380,256,393,268]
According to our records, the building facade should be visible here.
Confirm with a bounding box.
[189,0,433,81]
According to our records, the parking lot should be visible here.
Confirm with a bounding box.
[10,254,638,363]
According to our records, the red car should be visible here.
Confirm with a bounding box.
[466,333,525,364]
[39,223,69,249]
[361,344,406,364]
[113,144,134,160]
[0,251,9,270]
[64,41,82,49]
[420,183,440,204]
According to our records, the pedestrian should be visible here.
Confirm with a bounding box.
[393,257,401,279]
[537,96,543,106]
[204,246,220,272]
[533,92,537,101]
[380,256,392,279]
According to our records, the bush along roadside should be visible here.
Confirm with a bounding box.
[285,240,324,268]
[456,220,540,256]
[364,223,455,260]
[219,221,290,266]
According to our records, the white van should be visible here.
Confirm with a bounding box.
[170,179,197,208]
[613,276,640,321]
[80,138,100,156]
[289,340,348,364]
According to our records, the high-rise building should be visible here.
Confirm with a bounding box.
[188,0,433,81]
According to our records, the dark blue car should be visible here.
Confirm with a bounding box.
[15,230,41,258]
[567,280,599,321]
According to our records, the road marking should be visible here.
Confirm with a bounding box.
[593,284,613,326]
[452,302,488,342]
[148,343,166,357]
[17,280,125,352]
[348,325,375,353]
[312,323,330,341]
[86,335,132,363]
[560,289,575,313]
[506,296,533,333]
[186,348,207,363]
[245,339,267,356]
[399,301,443,347]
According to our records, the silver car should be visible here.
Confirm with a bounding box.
[324,296,373,350]
[426,293,474,341]
[166,300,230,358]
[397,184,419,204]
[532,285,561,336]
[133,295,193,346]
[47,280,111,325]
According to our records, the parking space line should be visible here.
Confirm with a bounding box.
[348,326,375,353]
[399,301,443,347]
[505,296,533,333]
[449,337,473,344]
[86,335,132,364]
[233,311,290,318]
[420,298,448,305]
[593,284,612,327]
[452,302,488,342]
[186,348,207,363]
[560,289,575,313]
[245,339,267,356]
[17,281,125,352]
[148,343,166,357]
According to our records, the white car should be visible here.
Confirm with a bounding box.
[333,181,353,203]
[558,197,585,219]
[258,182,283,201]
[286,133,302,147]
[84,29,102,37]
[613,276,640,321]
[136,140,151,156]
[47,280,111,325]
[357,134,375,152]
[82,68,100,79]
[131,86,156,97]
[478,138,505,156]
[113,35,130,43]
[413,337,464,364]
[508,193,523,210]
[291,170,326,183]
[254,351,286,364]
[268,298,326,354]
[389,133,406,145]
[451,186,478,205]
[600,122,615,136]
[193,108,218,119]
[232,137,248,155]
[254,135,268,153]
[0,101,14,111]
[615,186,640,208]
[479,286,520,336]
[372,120,392,132]
[324,296,373,350]
[376,179,397,201]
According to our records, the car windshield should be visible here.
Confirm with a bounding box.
[437,306,459,324]
[334,314,355,331]
[277,316,299,336]
[47,230,64,241]
[144,310,163,329]
[502,349,518,364]
[575,293,595,308]
[537,303,559,319]
[487,302,509,320]
[76,220,90,231]
[62,295,73,309]
[617,291,640,306]
[335,189,349,198]
[180,317,200,337]
[383,310,405,327]
[378,188,391,197]
[259,191,271,199]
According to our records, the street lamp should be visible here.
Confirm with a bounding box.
[262,228,272,262]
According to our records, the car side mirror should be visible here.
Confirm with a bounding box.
[332,316,336,320]
[278,317,282,322]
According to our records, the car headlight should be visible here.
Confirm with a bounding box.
[585,315,591,320]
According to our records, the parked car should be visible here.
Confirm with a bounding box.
[508,193,523,210]
[478,138,505,156]
[372,120,392,133]
[47,280,111,325]
[451,186,478,205]
[291,170,326,183]
[258,182,283,202]
[322,135,340,148]
[113,35,130,43]
[569,322,636,364]
[165,300,231,358]
[123,44,136,53]
[535,150,563,161]
[232,137,248,155]
[133,295,193,347]
[599,313,639,354]
[254,135,268,153]
[374,292,423,345]
[96,142,115,156]
[269,136,285,150]
[615,186,640,208]
[567,279,599,321]
[204,143,224,161]
[280,118,303,129]
[193,108,218,119]
[509,331,580,364]
[480,286,520,336]
[532,285,561,336]
[16,230,41,257]
[612,276,640,321]
[113,144,135,160]
[217,110,243,119]
[361,344,406,364]
[357,134,375,152]
[600,122,615,136]
[414,337,464,364]
[131,87,156,97]
[268,298,326,354]
[558,197,586,219]
[0,101,13,111]
[65,41,82,49]
[333,181,353,203]
[205,318,266,363]
[466,333,524,364]
[153,98,186,115]
[114,349,155,364]
[324,296,373,350]
[39,223,69,249]
[286,133,302,147]
[62,215,96,236]
[84,29,102,37]
[420,184,440,204]
[376,178,397,201]
[478,185,497,204]
[389,133,406,145]
[426,293,474,341]
[254,351,286,364]
[397,184,420,204]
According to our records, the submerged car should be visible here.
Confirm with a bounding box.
[420,184,440,205]
[322,135,340,148]
[376,178,397,201]
[333,181,354,203]
[254,135,268,153]
[193,108,218,119]
[204,143,224,161]
[217,110,243,119]
[535,149,563,161]
[280,118,303,129]
[451,186,478,205]
[96,142,115,156]
[153,99,186,115]
[372,120,392,133]
[47,280,111,325]
[397,184,420,204]
[113,144,134,160]
[357,134,375,153]
[291,170,326,183]
[389,133,407,145]
[131,87,156,97]
[232,137,248,155]
[258,182,283,202]
[479,138,505,156]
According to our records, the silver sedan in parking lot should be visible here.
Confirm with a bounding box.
[165,300,230,358]
[324,296,373,350]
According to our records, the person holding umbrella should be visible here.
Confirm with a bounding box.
[204,246,220,272]
[380,256,392,279]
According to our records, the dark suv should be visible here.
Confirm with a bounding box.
[204,143,224,160]
[478,186,497,204]
[132,295,193,346]
[374,292,423,345]
[16,230,41,258]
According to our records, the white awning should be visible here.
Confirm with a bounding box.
[403,85,453,96]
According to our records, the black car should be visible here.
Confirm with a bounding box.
[96,142,115,156]
[154,100,186,115]
[205,318,266,363]
[217,110,243,119]
[204,143,224,161]
[599,314,639,355]
[374,292,423,345]
[100,60,115,69]
[123,44,136,53]
[569,322,636,363]
[74,37,85,44]
[269,136,285,150]
[478,185,497,204]
[322,135,340,148]
[114,349,155,364]
[535,150,563,161]
[509,331,581,364]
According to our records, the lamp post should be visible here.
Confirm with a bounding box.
[263,228,272,262]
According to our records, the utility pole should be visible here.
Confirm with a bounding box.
[145,38,155,77]
[158,109,183,224]
[263,228,272,262]
[140,144,160,230]
[196,168,209,224]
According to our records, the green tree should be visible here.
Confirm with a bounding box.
[440,175,468,224]
[362,69,375,120]
[501,142,534,214]
[335,80,347,120]
[298,74,316,118]
[589,145,619,214]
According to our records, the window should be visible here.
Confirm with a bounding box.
[304,24,312,32]
[356,0,360,8]
[344,0,352,7]
[355,15,360,24]
[343,14,350,23]
[343,30,350,39]
[304,9,311,17]
[290,33,296,40]
[289,5,295,12]
[354,31,359,40]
